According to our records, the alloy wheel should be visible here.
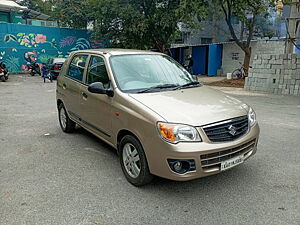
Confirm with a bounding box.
[60,107,67,130]
[122,143,141,178]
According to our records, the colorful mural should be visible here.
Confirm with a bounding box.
[0,23,108,73]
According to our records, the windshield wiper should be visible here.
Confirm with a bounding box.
[176,81,200,89]
[137,84,180,93]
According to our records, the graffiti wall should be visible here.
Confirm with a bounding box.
[0,23,108,73]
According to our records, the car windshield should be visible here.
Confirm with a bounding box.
[110,54,198,93]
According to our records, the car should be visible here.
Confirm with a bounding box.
[46,57,66,79]
[56,49,260,186]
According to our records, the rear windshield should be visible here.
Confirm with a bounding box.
[53,58,66,64]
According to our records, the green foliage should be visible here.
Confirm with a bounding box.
[19,0,55,16]
[19,0,208,51]
[201,0,275,74]
[208,0,275,47]
[55,0,93,29]
[19,0,91,29]
[89,0,207,52]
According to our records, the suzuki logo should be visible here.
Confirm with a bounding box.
[228,125,237,136]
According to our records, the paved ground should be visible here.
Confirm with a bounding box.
[198,75,226,83]
[1,75,300,225]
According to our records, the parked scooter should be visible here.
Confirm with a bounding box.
[0,59,9,82]
[27,61,41,76]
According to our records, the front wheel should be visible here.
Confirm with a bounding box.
[232,69,244,79]
[58,103,76,133]
[119,135,153,186]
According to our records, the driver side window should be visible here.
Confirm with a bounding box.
[87,56,110,88]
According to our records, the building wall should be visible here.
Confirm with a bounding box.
[181,19,240,46]
[0,11,25,24]
[245,54,300,96]
[0,23,108,73]
[221,40,286,75]
[0,11,10,22]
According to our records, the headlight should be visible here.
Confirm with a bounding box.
[248,107,256,127]
[157,122,202,144]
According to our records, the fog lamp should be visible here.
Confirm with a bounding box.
[167,159,196,174]
[173,161,182,172]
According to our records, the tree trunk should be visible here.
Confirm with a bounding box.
[157,42,166,53]
[243,47,252,76]
[240,22,245,40]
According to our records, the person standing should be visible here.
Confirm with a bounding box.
[187,55,194,74]
[41,63,52,83]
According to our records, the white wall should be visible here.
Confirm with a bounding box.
[221,40,286,75]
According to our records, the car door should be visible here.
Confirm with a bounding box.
[62,54,88,120]
[79,55,113,142]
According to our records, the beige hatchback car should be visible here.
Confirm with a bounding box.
[56,49,259,186]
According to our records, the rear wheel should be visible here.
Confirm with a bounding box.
[119,135,153,186]
[4,73,9,80]
[58,103,75,133]
[232,69,243,79]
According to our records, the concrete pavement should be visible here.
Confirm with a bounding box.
[0,75,299,225]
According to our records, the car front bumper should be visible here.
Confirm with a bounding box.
[144,123,260,181]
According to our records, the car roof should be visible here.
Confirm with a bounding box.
[71,48,164,56]
[52,57,66,60]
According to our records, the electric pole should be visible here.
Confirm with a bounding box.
[286,0,300,53]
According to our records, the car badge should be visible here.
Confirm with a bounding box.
[228,125,237,136]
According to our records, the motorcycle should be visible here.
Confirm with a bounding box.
[27,62,41,76]
[0,60,9,82]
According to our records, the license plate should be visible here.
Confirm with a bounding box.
[220,155,244,171]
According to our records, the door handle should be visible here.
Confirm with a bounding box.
[82,92,88,98]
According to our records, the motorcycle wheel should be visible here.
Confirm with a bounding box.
[232,69,243,79]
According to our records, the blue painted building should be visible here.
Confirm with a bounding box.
[171,43,223,76]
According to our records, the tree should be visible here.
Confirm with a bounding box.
[89,0,207,52]
[209,0,274,75]
[55,0,92,29]
[18,0,92,29]
[18,0,54,15]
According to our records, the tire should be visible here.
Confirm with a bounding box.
[0,76,5,82]
[232,69,243,79]
[119,135,153,186]
[58,103,76,133]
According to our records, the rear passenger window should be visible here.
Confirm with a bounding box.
[87,56,110,88]
[67,55,88,82]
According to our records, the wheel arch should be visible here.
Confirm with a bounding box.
[117,129,143,154]
[57,99,64,109]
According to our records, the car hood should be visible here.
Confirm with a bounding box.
[129,86,249,126]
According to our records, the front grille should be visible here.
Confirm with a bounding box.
[200,139,256,169]
[203,116,249,142]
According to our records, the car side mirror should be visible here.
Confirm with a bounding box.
[88,82,114,97]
